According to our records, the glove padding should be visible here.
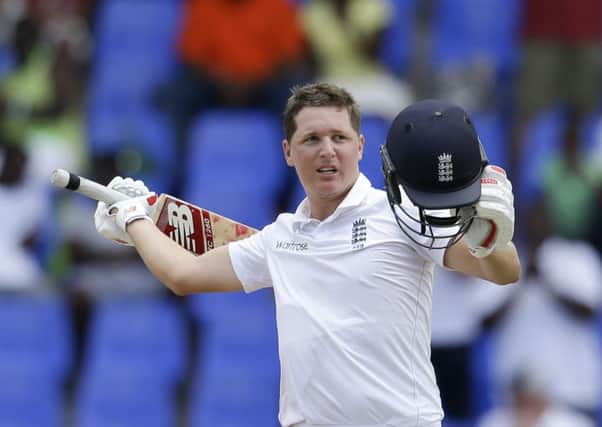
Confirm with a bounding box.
[94,177,158,245]
[464,165,515,258]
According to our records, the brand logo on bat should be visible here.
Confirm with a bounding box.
[167,203,197,252]
[201,211,214,250]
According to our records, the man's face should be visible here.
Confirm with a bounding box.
[283,106,364,206]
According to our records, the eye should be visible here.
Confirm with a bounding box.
[332,134,347,142]
[304,135,320,144]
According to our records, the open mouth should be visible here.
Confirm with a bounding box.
[317,167,337,175]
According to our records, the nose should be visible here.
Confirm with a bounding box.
[319,138,336,158]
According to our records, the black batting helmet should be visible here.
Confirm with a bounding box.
[380,99,488,248]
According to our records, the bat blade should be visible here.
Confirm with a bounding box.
[152,194,257,255]
[50,169,257,255]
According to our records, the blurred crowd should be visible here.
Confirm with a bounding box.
[0,0,601,426]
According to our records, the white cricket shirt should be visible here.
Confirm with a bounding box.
[229,174,446,427]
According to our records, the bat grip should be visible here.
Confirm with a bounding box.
[50,169,129,205]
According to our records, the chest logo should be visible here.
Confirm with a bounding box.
[351,217,367,249]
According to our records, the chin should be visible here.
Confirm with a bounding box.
[315,183,347,200]
[304,174,353,201]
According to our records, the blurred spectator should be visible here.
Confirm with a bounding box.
[0,0,24,77]
[477,369,595,427]
[300,0,413,120]
[0,0,94,293]
[155,0,311,193]
[0,140,50,290]
[431,269,495,426]
[489,237,602,423]
[511,0,602,175]
[539,110,602,242]
[0,10,49,142]
[0,1,90,171]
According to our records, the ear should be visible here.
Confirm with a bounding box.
[282,139,294,167]
[357,134,365,161]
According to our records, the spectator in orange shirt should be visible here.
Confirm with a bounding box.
[155,0,312,194]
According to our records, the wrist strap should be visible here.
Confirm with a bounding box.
[116,203,151,232]
[126,214,152,227]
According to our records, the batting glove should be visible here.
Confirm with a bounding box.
[94,177,158,245]
[464,165,515,258]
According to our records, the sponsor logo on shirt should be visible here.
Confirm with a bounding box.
[351,217,367,249]
[276,240,309,251]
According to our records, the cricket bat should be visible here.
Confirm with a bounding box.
[50,169,257,255]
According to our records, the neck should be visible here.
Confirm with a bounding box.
[307,176,359,221]
[309,199,342,221]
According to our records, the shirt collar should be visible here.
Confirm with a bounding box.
[292,173,372,227]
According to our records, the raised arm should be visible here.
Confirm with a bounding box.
[444,239,520,285]
[92,177,244,295]
[126,219,243,295]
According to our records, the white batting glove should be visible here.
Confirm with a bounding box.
[94,177,158,245]
[107,176,152,198]
[464,165,515,258]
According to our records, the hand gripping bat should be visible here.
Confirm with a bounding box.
[50,169,257,255]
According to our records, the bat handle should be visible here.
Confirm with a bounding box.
[50,169,129,205]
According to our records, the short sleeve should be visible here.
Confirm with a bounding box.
[228,228,273,293]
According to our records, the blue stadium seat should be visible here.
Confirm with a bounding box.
[184,109,288,229]
[286,179,306,212]
[0,379,64,427]
[89,51,174,112]
[360,115,391,189]
[81,296,188,387]
[94,0,182,56]
[579,109,602,154]
[470,112,509,168]
[0,45,14,78]
[187,292,280,427]
[75,376,175,427]
[515,108,565,205]
[86,108,177,194]
[198,309,279,371]
[471,331,497,417]
[90,0,181,120]
[188,368,280,427]
[0,294,72,384]
[188,324,280,427]
[183,107,283,425]
[430,0,520,75]
[379,0,418,75]
[188,289,277,341]
[75,296,184,427]
[89,0,181,135]
[0,295,71,427]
